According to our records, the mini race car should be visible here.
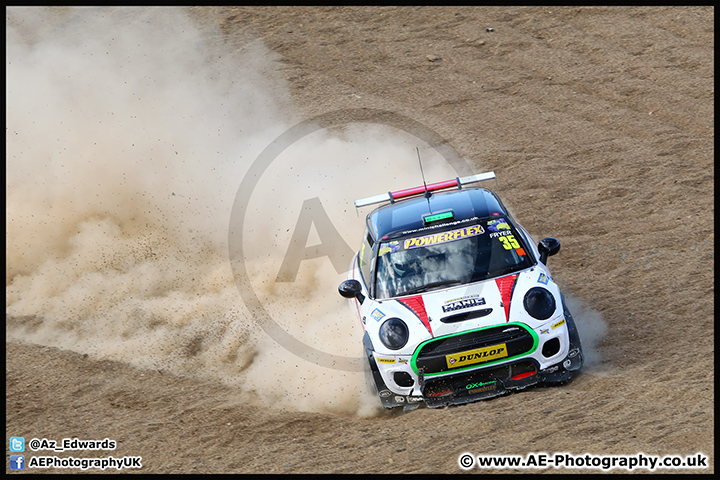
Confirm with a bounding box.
[338,172,583,409]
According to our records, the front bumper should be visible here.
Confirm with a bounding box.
[368,319,583,409]
[374,350,582,409]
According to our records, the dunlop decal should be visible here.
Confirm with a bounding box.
[446,344,508,369]
[377,357,396,364]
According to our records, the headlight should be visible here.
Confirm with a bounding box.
[523,287,556,320]
[379,318,409,350]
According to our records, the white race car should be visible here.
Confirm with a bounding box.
[339,172,583,409]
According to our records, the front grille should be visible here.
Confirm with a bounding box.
[413,323,537,376]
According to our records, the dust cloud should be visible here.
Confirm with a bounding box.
[5,6,388,417]
[564,294,608,371]
[6,7,460,418]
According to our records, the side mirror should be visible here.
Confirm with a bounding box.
[338,279,365,304]
[538,237,561,265]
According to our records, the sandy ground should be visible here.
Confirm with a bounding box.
[6,6,714,474]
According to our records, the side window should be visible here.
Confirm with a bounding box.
[359,230,374,286]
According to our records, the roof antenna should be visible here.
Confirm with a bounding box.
[416,147,431,198]
[416,147,433,212]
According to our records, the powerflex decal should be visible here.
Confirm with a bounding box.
[403,225,484,250]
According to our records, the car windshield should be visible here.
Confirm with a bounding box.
[374,217,533,299]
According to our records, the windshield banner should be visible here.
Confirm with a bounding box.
[403,225,485,250]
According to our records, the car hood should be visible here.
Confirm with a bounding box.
[367,266,564,355]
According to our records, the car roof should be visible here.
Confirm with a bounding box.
[367,187,509,240]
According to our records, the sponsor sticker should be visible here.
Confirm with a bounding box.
[538,273,549,284]
[468,385,497,395]
[403,225,484,250]
[377,357,396,364]
[444,293,480,304]
[487,218,510,232]
[446,343,508,369]
[465,380,496,390]
[466,380,498,395]
[551,318,566,330]
[370,308,385,321]
[442,295,486,313]
[378,241,400,257]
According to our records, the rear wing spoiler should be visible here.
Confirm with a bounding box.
[354,171,496,208]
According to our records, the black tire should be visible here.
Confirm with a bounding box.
[542,295,584,386]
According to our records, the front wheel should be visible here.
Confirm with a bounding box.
[542,296,584,386]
